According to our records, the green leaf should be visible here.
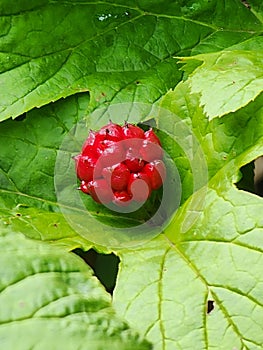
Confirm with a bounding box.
[179,50,263,119]
[114,185,263,349]
[0,0,262,121]
[0,228,151,350]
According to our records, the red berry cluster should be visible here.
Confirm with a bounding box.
[74,121,166,206]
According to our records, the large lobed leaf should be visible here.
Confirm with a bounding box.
[114,186,263,349]
[0,227,151,349]
[0,0,262,121]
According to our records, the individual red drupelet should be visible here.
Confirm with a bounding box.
[127,172,152,202]
[74,121,166,206]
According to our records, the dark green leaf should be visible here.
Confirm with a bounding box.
[0,0,261,121]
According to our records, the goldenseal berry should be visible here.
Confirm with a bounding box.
[74,121,166,206]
